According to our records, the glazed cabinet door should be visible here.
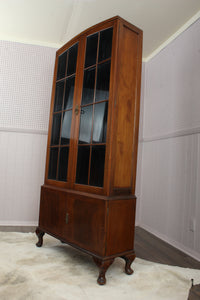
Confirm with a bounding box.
[74,26,114,191]
[45,42,79,186]
[45,20,119,195]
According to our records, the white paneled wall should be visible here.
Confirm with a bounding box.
[0,41,56,225]
[135,63,145,225]
[0,131,47,225]
[143,19,200,138]
[139,18,200,260]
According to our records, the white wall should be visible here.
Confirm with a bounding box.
[139,18,200,260]
[135,63,145,225]
[0,40,56,225]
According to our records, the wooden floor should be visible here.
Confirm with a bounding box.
[0,225,200,269]
[135,227,200,269]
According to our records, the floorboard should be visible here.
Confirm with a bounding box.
[135,227,200,269]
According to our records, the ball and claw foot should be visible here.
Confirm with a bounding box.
[35,227,45,247]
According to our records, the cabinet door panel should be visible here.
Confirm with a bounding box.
[72,196,106,256]
[74,27,113,189]
[92,102,108,143]
[95,61,110,102]
[81,67,96,105]
[85,33,98,68]
[47,42,78,183]
[98,27,113,62]
[89,145,105,187]
[76,146,90,185]
[48,148,59,180]
[39,187,70,239]
[67,43,78,76]
[56,51,67,80]
[60,110,72,145]
[78,105,93,144]
[51,113,62,145]
[58,147,69,181]
[54,81,64,112]
[64,76,75,110]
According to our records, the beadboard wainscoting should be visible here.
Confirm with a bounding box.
[140,132,200,261]
[0,40,56,226]
[0,130,47,226]
[139,18,200,261]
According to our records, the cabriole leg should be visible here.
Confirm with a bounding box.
[35,227,45,247]
[121,253,136,275]
[93,257,114,285]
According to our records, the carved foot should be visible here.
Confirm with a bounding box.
[121,253,136,275]
[35,227,45,247]
[93,257,114,285]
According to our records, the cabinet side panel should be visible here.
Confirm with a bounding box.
[113,26,141,189]
[106,198,136,256]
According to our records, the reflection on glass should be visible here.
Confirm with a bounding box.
[48,147,58,180]
[93,102,108,143]
[64,76,75,110]
[67,43,78,76]
[51,113,61,145]
[85,33,98,68]
[89,146,105,187]
[54,81,64,112]
[58,147,69,181]
[57,51,67,80]
[78,105,93,144]
[98,27,113,62]
[76,146,90,185]
[81,67,96,105]
[61,111,72,145]
[95,61,110,102]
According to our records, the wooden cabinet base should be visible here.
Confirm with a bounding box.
[36,185,136,285]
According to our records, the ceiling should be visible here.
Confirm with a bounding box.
[0,0,199,61]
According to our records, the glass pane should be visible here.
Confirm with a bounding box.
[51,113,61,145]
[48,147,58,180]
[95,61,110,102]
[64,76,75,110]
[93,102,108,143]
[85,33,98,68]
[76,146,90,185]
[89,146,105,187]
[58,147,69,181]
[54,81,64,112]
[57,51,67,80]
[81,67,96,105]
[67,43,78,76]
[78,105,93,144]
[98,28,113,62]
[61,110,72,145]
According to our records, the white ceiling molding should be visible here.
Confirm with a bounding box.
[143,11,200,62]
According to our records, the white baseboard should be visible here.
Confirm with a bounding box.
[0,221,38,227]
[139,223,200,262]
